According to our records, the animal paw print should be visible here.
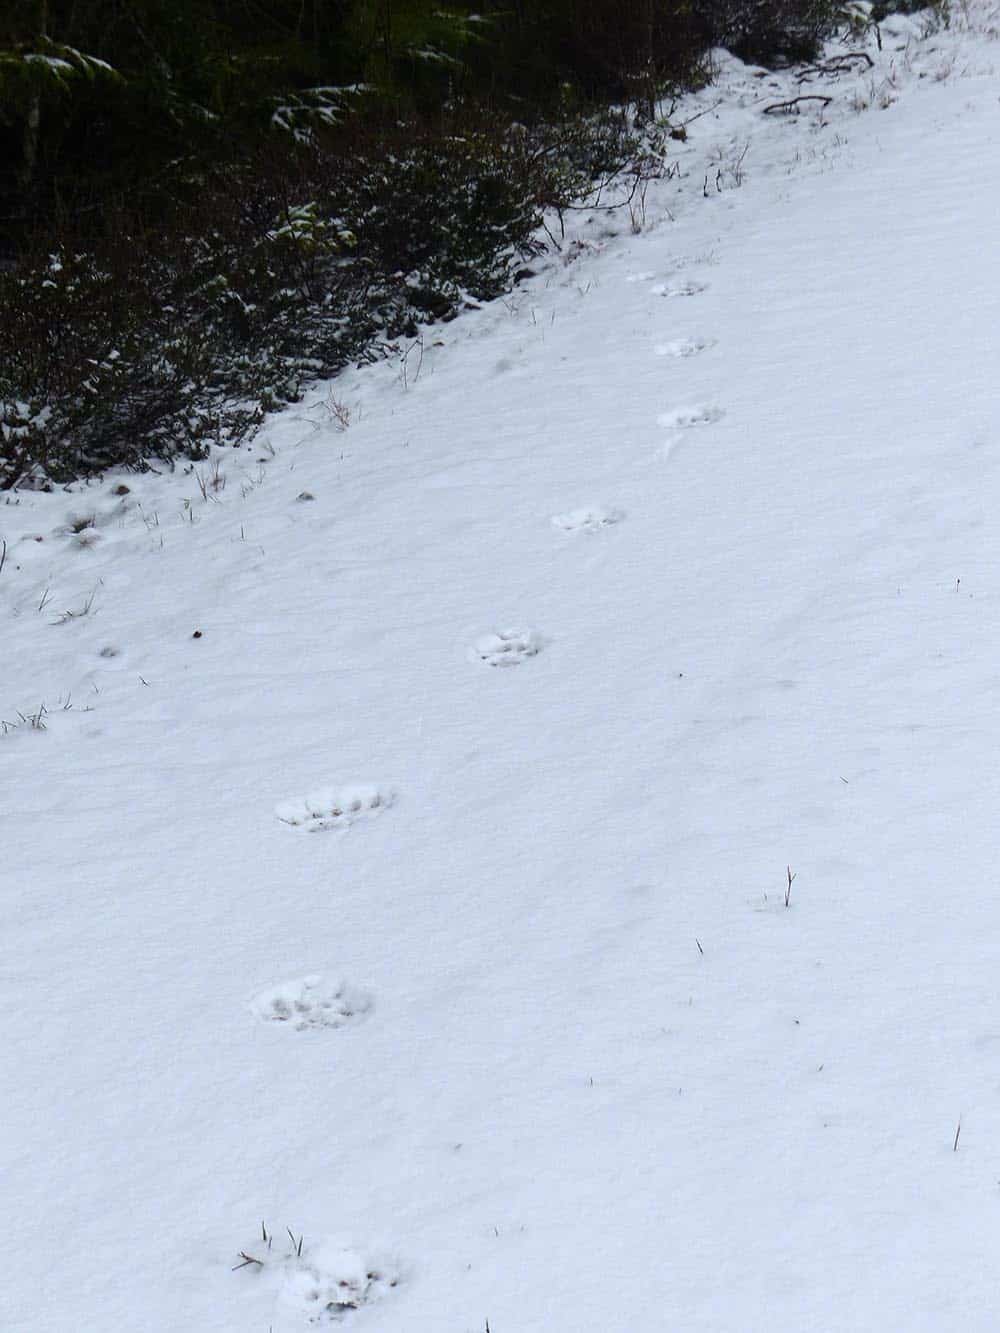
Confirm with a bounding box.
[281,1242,400,1324]
[235,1229,401,1326]
[655,336,715,358]
[275,784,392,832]
[250,975,372,1031]
[657,404,725,429]
[551,506,623,534]
[651,279,709,298]
[471,628,542,667]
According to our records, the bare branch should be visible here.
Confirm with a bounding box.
[763,95,833,115]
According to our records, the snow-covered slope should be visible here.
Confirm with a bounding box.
[6,8,1000,1330]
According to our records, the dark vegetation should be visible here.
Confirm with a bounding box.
[1,1,848,488]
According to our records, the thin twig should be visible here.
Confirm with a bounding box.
[763,95,833,115]
[676,98,724,128]
[796,51,873,82]
[784,866,796,909]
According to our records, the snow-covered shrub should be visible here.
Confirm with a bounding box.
[698,0,841,63]
[871,0,950,16]
[347,132,538,306]
[0,107,662,489]
[0,245,262,486]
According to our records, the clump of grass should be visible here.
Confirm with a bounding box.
[232,1221,302,1271]
[52,586,99,624]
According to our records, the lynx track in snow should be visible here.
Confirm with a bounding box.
[551,506,623,534]
[234,1230,401,1326]
[280,1241,400,1324]
[250,975,372,1031]
[658,405,726,429]
[275,784,392,831]
[655,336,715,358]
[471,628,543,667]
[651,279,709,298]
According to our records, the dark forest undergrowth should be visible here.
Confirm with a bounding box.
[1,1,903,487]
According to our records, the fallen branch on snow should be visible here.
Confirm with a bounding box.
[763,94,833,115]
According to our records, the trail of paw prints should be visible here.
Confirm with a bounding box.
[655,336,715,359]
[551,506,623,534]
[651,279,709,298]
[251,975,372,1031]
[470,628,543,667]
[658,405,725,429]
[276,784,392,832]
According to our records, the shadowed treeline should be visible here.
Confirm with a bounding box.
[0,1,842,487]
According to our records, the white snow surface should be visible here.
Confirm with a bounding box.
[6,8,1000,1329]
